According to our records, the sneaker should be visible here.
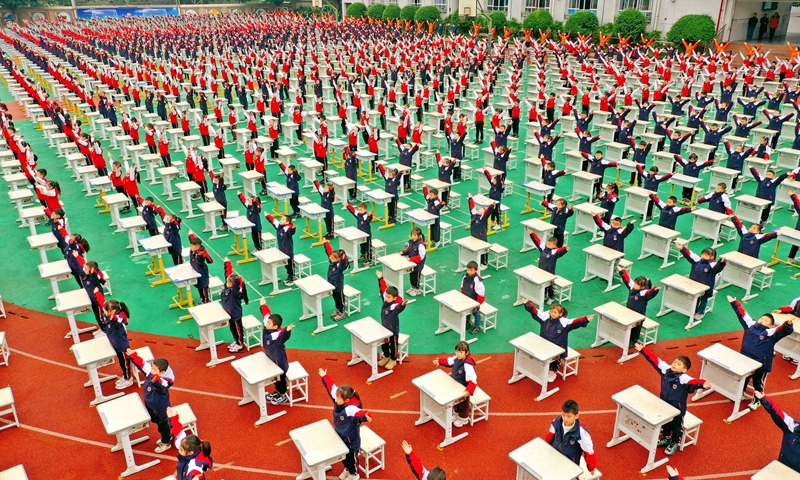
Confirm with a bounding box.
[385,359,397,370]
[267,392,279,401]
[749,397,761,411]
[793,359,799,366]
[346,474,360,480]
[154,441,171,454]
[270,394,290,406]
[545,297,554,305]
[493,223,501,231]
[116,377,134,390]
[114,377,127,387]
[789,257,796,264]
[284,278,294,286]
[741,392,749,401]
[406,287,415,295]
[330,311,338,318]
[339,471,349,480]
[414,288,423,296]
[784,355,793,361]
[657,437,671,448]
[378,356,391,367]
[407,288,418,297]
[470,325,481,334]
[547,370,557,382]
[664,442,678,456]
[259,189,268,195]
[453,417,468,428]
[228,343,243,353]
[694,312,705,320]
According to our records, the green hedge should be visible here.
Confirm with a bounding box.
[565,11,599,36]
[346,2,367,18]
[383,4,400,20]
[366,3,385,20]
[415,5,441,23]
[523,10,553,32]
[489,11,507,31]
[400,4,418,21]
[666,14,716,48]
[615,8,648,40]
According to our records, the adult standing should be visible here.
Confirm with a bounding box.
[747,13,758,41]
[769,13,780,41]
[759,13,769,41]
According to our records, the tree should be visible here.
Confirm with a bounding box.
[564,11,599,36]
[346,2,367,18]
[666,14,716,49]
[264,0,285,7]
[400,5,418,22]
[489,11,506,31]
[383,5,401,20]
[366,3,385,20]
[615,8,648,40]
[523,10,553,33]
[414,5,441,23]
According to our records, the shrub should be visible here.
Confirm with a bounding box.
[383,4,401,20]
[565,11,599,36]
[507,18,521,35]
[647,30,661,41]
[346,2,367,18]
[489,11,506,31]
[551,21,565,34]
[599,22,615,36]
[415,5,441,23]
[523,10,553,33]
[615,8,648,40]
[400,5,419,21]
[366,3,385,20]
[666,14,716,49]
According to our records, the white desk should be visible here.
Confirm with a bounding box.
[268,184,295,215]
[769,227,800,278]
[231,351,287,425]
[412,369,471,448]
[521,181,554,216]
[189,301,235,367]
[38,259,72,300]
[0,465,29,480]
[176,181,201,219]
[330,176,356,205]
[364,188,395,230]
[582,244,625,293]
[718,250,766,301]
[607,385,681,473]
[299,159,324,189]
[299,202,329,246]
[289,420,350,480]
[508,333,565,402]
[513,264,557,310]
[405,209,439,252]
[752,460,800,480]
[591,301,644,362]
[345,317,394,382]
[455,236,493,273]
[219,157,241,189]
[20,206,46,237]
[225,215,257,265]
[709,166,740,195]
[378,253,416,293]
[140,235,173,287]
[656,273,711,330]
[157,166,180,200]
[691,343,762,423]
[254,248,292,296]
[509,437,584,480]
[72,335,124,406]
[572,202,607,243]
[118,216,147,257]
[239,170,264,198]
[521,218,557,253]
[103,193,130,232]
[570,171,602,202]
[165,263,201,322]
[669,173,703,206]
[96,393,161,477]
[28,232,59,264]
[336,226,370,273]
[295,274,336,334]
[689,208,729,248]
[198,201,227,240]
[623,186,654,224]
[639,224,681,269]
[434,290,480,344]
[54,289,95,344]
[735,194,772,225]
[9,189,34,225]
[774,312,800,380]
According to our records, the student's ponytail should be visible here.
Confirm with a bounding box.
[201,440,212,457]
[75,234,90,253]
[51,181,61,194]
[119,302,130,318]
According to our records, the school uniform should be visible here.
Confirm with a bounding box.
[524,301,589,371]
[314,180,335,237]
[468,197,493,264]
[167,414,213,480]
[531,232,568,299]
[163,219,183,265]
[437,354,477,419]
[325,241,349,314]
[546,417,597,472]
[101,306,131,381]
[266,214,297,281]
[220,263,247,347]
[378,277,406,361]
[129,351,176,446]
[680,246,725,315]
[279,164,302,216]
[261,303,291,395]
[401,237,426,291]
[378,165,402,224]
[238,193,262,251]
[542,201,574,247]
[751,167,789,221]
[593,215,634,252]
[344,151,358,201]
[649,194,692,230]
[437,154,455,204]
[189,236,213,303]
[732,216,777,258]
[321,374,370,477]
[731,299,793,394]
[620,269,660,346]
[422,186,445,244]
[758,395,800,473]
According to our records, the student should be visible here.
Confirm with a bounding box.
[634,342,710,456]
[541,159,567,202]
[400,227,426,297]
[723,141,755,188]
[422,186,445,247]
[209,171,228,231]
[436,152,456,205]
[402,440,446,480]
[128,349,175,454]
[753,391,800,472]
[582,150,618,197]
[541,198,574,247]
[396,140,418,190]
[255,147,268,195]
[545,399,598,475]
[47,208,68,254]
[265,214,297,285]
[788,193,800,263]
[523,301,592,381]
[674,153,714,202]
[82,261,107,327]
[319,369,371,480]
[163,214,183,265]
[345,202,374,265]
[221,258,248,353]
[676,243,726,320]
[619,269,660,347]
[731,215,778,258]
[188,232,214,304]
[35,180,61,212]
[597,183,619,223]
[110,161,124,194]
[530,233,569,304]
[593,215,635,252]
[344,147,358,203]
[313,179,336,239]
[122,163,141,212]
[164,407,213,480]
[728,297,793,410]
[461,261,486,334]
[490,141,511,175]
[237,193,262,252]
[260,298,294,405]
[628,140,652,185]
[65,234,90,287]
[468,194,494,265]
[750,167,789,222]
[697,183,733,215]
[324,239,349,321]
[434,341,477,427]
[649,194,694,230]
[378,163,402,224]
[138,196,165,237]
[101,299,133,390]
[376,270,409,369]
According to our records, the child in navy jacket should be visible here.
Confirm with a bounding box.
[376,270,409,370]
[324,239,349,320]
[750,167,789,222]
[731,215,778,258]
[468,194,494,265]
[209,171,228,230]
[619,269,660,347]
[238,193,263,251]
[422,186,445,246]
[675,153,714,201]
[677,244,726,320]
[188,232,214,303]
[344,147,358,202]
[523,302,592,381]
[138,196,165,237]
[597,183,619,223]
[635,343,710,456]
[697,183,733,215]
[163,214,183,265]
[266,214,297,285]
[261,298,294,405]
[128,348,175,453]
[530,233,569,304]
[435,341,477,428]
[314,179,336,238]
[542,198,574,247]
[545,399,598,475]
[378,163,403,224]
[164,407,213,479]
[729,297,794,410]
[649,194,694,230]
[401,227,427,296]
[402,441,446,480]
[221,258,248,353]
[279,162,302,217]
[436,153,455,205]
[754,391,800,473]
[346,202,374,263]
[319,369,371,480]
[593,215,635,252]
[102,299,133,390]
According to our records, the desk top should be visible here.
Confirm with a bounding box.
[198,201,225,213]
[379,253,416,272]
[231,351,285,385]
[254,247,290,264]
[625,186,655,197]
[508,437,584,480]
[72,335,116,367]
[735,194,772,207]
[0,465,29,480]
[691,208,730,221]
[54,289,91,312]
[365,189,394,202]
[423,179,451,190]
[573,202,607,216]
[290,420,350,468]
[611,385,680,425]
[455,236,492,252]
[522,218,557,232]
[103,193,130,205]
[240,170,265,180]
[330,176,356,187]
[189,301,231,328]
[670,173,703,186]
[709,166,740,175]
[471,194,496,207]
[20,206,46,219]
[96,393,150,436]
[583,244,625,261]
[522,181,555,194]
[412,369,469,406]
[268,184,295,197]
[28,232,58,249]
[176,181,201,192]
[688,142,715,151]
[571,171,602,181]
[345,316,393,344]
[300,159,324,169]
[640,224,681,240]
[299,202,329,217]
[405,209,438,223]
[140,235,172,251]
[594,301,644,327]
[697,343,762,376]
[38,259,71,279]
[510,332,565,362]
[8,189,33,201]
[514,264,557,285]
[90,176,112,187]
[660,273,710,296]
[118,216,147,229]
[336,226,370,242]
[165,263,201,283]
[435,290,480,314]
[225,216,256,230]
[777,227,800,244]
[294,274,335,296]
[722,250,766,270]
[752,460,800,480]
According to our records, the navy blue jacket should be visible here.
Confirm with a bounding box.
[668,133,692,154]
[681,247,725,288]
[378,277,405,334]
[640,346,706,416]
[759,396,800,473]
[543,201,574,234]
[594,215,634,252]
[650,194,692,230]
[261,304,291,372]
[267,215,296,257]
[620,269,659,315]
[531,232,568,273]
[724,142,754,172]
[321,374,370,451]
[324,242,349,290]
[525,302,589,359]
[213,178,228,207]
[239,194,262,230]
[547,417,596,470]
[731,299,793,372]
[346,204,372,237]
[130,351,174,422]
[163,219,182,254]
[752,167,788,204]
[345,153,358,181]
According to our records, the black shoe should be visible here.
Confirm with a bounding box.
[259,189,268,195]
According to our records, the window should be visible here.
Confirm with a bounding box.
[388,0,397,4]
[486,0,508,13]
[435,0,448,13]
[524,0,550,14]
[568,0,597,11]
[619,0,651,13]
[412,0,420,5]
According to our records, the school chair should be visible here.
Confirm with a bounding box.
[448,191,461,209]
[719,220,737,242]
[469,386,491,426]
[669,237,691,262]
[103,272,113,296]
[241,314,262,351]
[0,386,20,431]
[579,456,603,480]
[479,303,498,332]
[410,174,424,191]
[618,259,633,276]
[342,285,361,317]
[358,425,386,479]
[503,180,515,196]
[754,266,775,291]
[172,403,198,436]
[356,185,371,202]
[553,276,573,303]
[293,254,312,279]
[397,333,410,364]
[488,243,508,270]
[558,348,581,381]
[0,293,6,318]
[680,410,703,451]
[419,265,437,296]
[396,202,410,224]
[0,332,8,367]
[207,276,224,301]
[438,221,452,246]
[261,231,277,249]
[460,164,473,181]
[286,361,309,407]
[130,346,154,388]
[640,318,660,346]
[371,239,387,259]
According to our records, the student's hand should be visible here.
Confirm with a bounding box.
[585,315,594,322]
[166,406,176,418]
[401,440,413,455]
[468,193,473,198]
[260,298,266,306]
[125,348,133,355]
[318,368,327,377]
[365,414,372,422]
[773,309,783,314]
[224,256,229,262]
[72,249,79,257]
[666,466,679,477]
[286,324,295,331]
[754,390,765,399]
[727,295,736,303]
[563,169,569,174]
[629,219,636,224]
[634,342,644,352]
[691,206,697,211]
[674,240,684,248]
[787,318,794,325]
[702,381,711,390]
[375,270,383,279]
[720,257,726,263]
[402,300,409,306]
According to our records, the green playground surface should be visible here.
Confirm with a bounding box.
[3,83,800,356]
